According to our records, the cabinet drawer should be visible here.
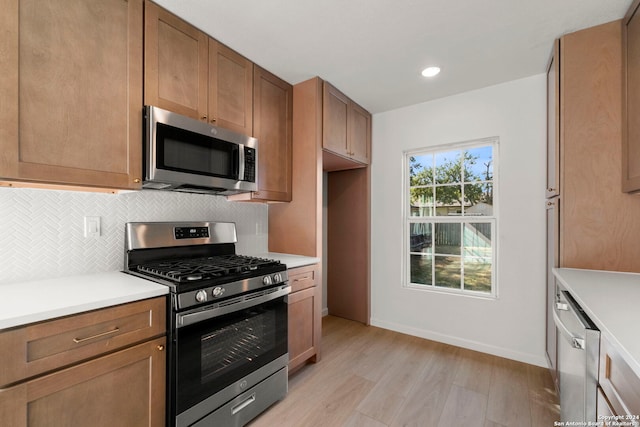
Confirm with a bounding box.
[0,297,166,387]
[598,386,617,426]
[599,335,640,420]
[288,264,318,293]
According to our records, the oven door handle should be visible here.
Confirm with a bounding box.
[176,285,291,328]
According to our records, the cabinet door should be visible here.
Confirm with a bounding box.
[287,264,321,373]
[0,0,143,189]
[144,0,208,121]
[623,0,640,192]
[599,335,640,419]
[349,101,371,165]
[209,42,253,135]
[547,40,560,198]
[0,337,166,427]
[597,387,617,427]
[323,82,350,157]
[251,65,292,202]
[545,197,560,391]
[288,287,318,372]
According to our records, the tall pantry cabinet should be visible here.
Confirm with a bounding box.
[269,77,371,325]
[546,20,640,389]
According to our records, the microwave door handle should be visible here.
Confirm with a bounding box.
[233,145,241,179]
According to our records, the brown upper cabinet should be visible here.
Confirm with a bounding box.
[0,0,144,190]
[322,82,371,170]
[622,0,640,192]
[554,20,640,272]
[144,0,253,136]
[231,65,293,202]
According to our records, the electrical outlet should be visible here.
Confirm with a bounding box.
[84,216,101,238]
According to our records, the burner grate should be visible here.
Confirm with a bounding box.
[136,254,280,282]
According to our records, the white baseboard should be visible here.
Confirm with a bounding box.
[321,307,329,317]
[369,317,548,368]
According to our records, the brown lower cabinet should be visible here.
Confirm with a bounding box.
[0,297,167,427]
[287,264,321,373]
[0,337,166,427]
[598,335,640,424]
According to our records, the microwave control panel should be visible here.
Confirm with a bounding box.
[244,147,256,182]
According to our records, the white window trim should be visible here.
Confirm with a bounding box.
[402,137,499,299]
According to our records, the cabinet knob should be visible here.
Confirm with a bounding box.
[210,118,217,123]
[133,178,141,183]
[157,345,165,351]
[547,201,554,207]
[201,116,207,121]
[547,187,556,192]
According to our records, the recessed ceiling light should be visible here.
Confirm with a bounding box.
[421,66,441,77]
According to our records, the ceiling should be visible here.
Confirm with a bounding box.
[153,0,633,114]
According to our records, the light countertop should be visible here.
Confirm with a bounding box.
[553,267,640,378]
[254,252,320,269]
[0,253,317,330]
[0,272,169,330]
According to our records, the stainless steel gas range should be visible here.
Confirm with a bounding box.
[124,221,290,427]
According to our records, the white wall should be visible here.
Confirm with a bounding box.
[370,74,547,366]
[0,188,268,285]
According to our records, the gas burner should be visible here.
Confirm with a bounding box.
[136,255,282,283]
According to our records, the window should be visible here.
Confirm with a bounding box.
[404,138,497,297]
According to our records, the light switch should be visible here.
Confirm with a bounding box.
[84,216,101,238]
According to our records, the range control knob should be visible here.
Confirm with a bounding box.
[262,275,273,286]
[195,290,208,303]
[212,287,225,298]
[273,273,282,283]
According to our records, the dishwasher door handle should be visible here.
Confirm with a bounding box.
[553,309,585,350]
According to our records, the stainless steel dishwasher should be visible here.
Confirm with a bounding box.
[553,279,600,423]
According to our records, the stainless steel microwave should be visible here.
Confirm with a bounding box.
[143,105,258,195]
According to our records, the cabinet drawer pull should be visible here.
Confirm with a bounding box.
[73,327,120,343]
[294,276,311,282]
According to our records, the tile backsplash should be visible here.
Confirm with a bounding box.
[0,187,268,284]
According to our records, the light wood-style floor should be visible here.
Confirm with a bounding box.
[250,315,559,427]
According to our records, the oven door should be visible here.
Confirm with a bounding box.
[173,286,289,427]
